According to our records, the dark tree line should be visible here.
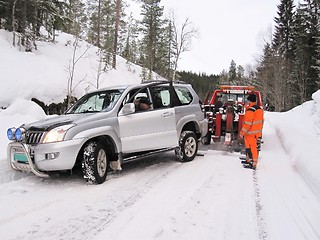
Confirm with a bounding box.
[255,0,320,111]
[0,0,68,50]
[176,71,219,100]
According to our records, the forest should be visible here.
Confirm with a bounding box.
[0,0,319,111]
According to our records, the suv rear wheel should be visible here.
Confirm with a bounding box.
[82,141,108,184]
[175,131,198,162]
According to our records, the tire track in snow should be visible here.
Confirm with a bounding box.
[252,170,267,240]
[19,158,182,240]
[91,163,180,236]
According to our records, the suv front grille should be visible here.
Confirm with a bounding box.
[27,131,45,144]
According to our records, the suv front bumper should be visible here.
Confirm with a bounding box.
[8,142,49,177]
[7,138,84,177]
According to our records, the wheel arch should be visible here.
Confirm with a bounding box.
[181,121,202,139]
[75,135,118,167]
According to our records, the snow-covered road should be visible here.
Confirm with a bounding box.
[0,116,320,240]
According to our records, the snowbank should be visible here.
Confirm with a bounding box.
[267,90,320,195]
[0,99,46,160]
[0,29,148,108]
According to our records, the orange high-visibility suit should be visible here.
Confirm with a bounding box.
[240,102,264,168]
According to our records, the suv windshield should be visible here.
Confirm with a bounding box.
[66,89,124,114]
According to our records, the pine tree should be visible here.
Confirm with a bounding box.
[154,17,171,79]
[228,60,237,84]
[304,0,320,97]
[43,1,70,42]
[291,0,320,105]
[1,0,70,47]
[140,0,165,79]
[121,12,139,64]
[256,43,278,109]
[0,1,6,29]
[236,65,245,84]
[112,0,121,69]
[87,0,103,48]
[291,2,311,105]
[87,0,116,60]
[67,0,87,37]
[114,0,127,63]
[272,0,295,110]
[102,0,116,68]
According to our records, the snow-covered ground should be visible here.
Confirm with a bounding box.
[1,29,320,239]
[1,102,320,240]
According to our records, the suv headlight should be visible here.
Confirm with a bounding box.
[15,127,26,141]
[7,127,26,141]
[43,124,75,143]
[7,127,16,140]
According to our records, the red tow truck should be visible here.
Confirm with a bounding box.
[202,85,263,150]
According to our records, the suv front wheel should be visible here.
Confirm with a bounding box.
[175,131,198,162]
[82,141,108,184]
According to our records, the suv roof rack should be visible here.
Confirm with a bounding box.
[142,80,187,84]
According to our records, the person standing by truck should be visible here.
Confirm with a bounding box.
[240,94,264,170]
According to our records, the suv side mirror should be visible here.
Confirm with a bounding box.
[120,103,135,115]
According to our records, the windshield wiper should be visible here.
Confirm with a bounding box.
[80,110,100,113]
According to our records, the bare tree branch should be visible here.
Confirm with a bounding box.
[169,10,198,80]
[66,36,91,107]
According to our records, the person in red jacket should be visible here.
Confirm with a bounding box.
[240,94,264,170]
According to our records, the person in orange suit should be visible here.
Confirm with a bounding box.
[240,94,264,170]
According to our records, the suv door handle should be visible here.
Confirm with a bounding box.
[161,112,173,117]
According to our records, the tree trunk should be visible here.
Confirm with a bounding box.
[97,0,101,48]
[112,0,121,69]
[12,0,18,46]
[20,0,27,47]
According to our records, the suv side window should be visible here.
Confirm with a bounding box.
[122,88,149,104]
[121,88,153,112]
[150,86,171,109]
[174,86,193,105]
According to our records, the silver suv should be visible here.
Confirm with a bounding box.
[7,81,207,184]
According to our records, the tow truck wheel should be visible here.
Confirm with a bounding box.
[82,141,108,184]
[175,131,198,162]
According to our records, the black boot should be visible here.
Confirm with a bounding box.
[242,162,256,170]
[241,159,252,164]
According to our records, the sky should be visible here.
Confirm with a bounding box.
[0,28,320,239]
[159,0,301,74]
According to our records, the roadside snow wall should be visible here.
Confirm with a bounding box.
[274,90,320,196]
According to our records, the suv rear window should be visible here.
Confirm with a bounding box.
[175,87,193,105]
[151,86,171,109]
